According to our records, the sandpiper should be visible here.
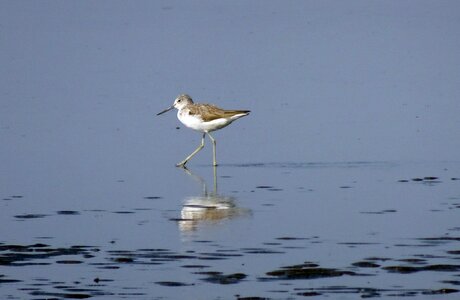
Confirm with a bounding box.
[157,94,250,167]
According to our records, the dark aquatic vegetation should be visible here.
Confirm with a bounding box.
[14,214,48,219]
[360,209,397,214]
[442,280,460,285]
[56,260,84,264]
[112,257,134,263]
[155,281,194,286]
[180,264,210,269]
[296,291,323,297]
[351,261,381,268]
[275,236,311,240]
[398,176,444,184]
[29,291,93,299]
[397,258,427,264]
[0,244,96,266]
[421,289,459,295]
[3,195,23,201]
[382,265,421,274]
[0,275,21,283]
[56,210,81,215]
[265,264,356,280]
[197,271,247,284]
[236,297,271,300]
[240,247,284,254]
[383,264,460,274]
[293,286,459,298]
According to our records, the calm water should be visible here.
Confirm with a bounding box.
[1,1,460,299]
[1,161,460,299]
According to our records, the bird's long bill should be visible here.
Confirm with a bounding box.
[157,105,174,115]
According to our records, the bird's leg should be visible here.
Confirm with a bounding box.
[206,132,217,166]
[176,133,205,168]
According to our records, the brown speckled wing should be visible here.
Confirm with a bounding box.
[188,104,250,122]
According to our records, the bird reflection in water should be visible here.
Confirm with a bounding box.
[178,166,251,232]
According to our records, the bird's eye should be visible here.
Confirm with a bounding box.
[177,99,181,102]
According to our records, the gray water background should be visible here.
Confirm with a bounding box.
[1,1,460,299]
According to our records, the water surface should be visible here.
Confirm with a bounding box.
[1,1,460,299]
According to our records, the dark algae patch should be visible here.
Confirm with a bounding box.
[14,213,48,219]
[255,185,273,189]
[264,264,356,280]
[240,247,284,254]
[361,209,396,214]
[351,261,381,268]
[398,176,443,184]
[293,287,459,298]
[112,257,134,263]
[56,260,84,264]
[30,291,92,298]
[422,288,459,295]
[155,281,194,286]
[237,297,271,300]
[255,185,283,191]
[383,264,460,274]
[197,271,247,284]
[418,236,460,242]
[57,210,80,215]
[0,275,21,283]
[0,244,97,266]
[275,236,310,241]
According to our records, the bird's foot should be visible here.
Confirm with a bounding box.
[176,162,187,168]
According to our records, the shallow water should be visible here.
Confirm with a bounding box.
[2,161,460,299]
[1,1,460,299]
